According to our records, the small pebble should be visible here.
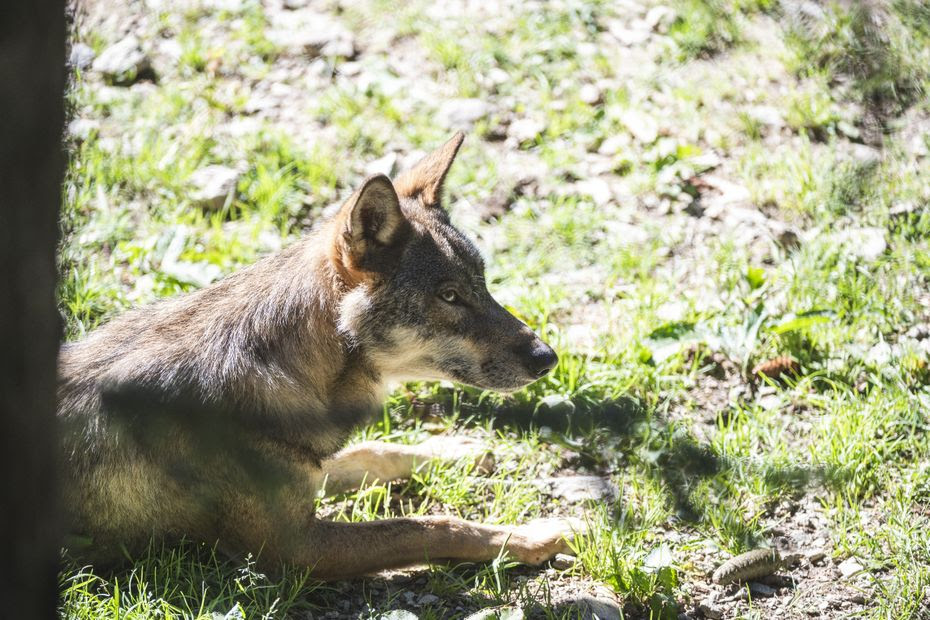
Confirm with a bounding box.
[551,553,577,570]
[748,582,776,598]
[698,598,723,619]
[838,557,864,578]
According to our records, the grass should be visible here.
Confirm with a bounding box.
[61,0,930,617]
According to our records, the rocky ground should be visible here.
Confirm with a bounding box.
[61,0,930,618]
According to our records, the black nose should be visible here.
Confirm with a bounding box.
[529,341,558,378]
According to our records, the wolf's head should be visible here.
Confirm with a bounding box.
[329,132,557,392]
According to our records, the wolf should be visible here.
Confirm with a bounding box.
[58,132,580,578]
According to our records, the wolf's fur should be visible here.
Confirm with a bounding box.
[58,133,572,577]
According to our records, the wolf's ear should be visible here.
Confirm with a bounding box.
[338,174,410,270]
[394,131,465,208]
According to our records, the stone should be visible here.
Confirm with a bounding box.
[377,611,418,620]
[643,545,674,572]
[579,83,603,105]
[223,604,245,620]
[572,178,612,206]
[890,201,919,219]
[806,548,826,564]
[189,165,241,210]
[158,38,183,64]
[621,110,658,144]
[848,143,881,167]
[69,43,95,70]
[757,392,782,411]
[203,0,250,9]
[748,582,776,597]
[92,36,153,85]
[831,227,887,261]
[418,593,440,606]
[541,475,618,503]
[838,557,864,579]
[906,324,930,340]
[598,134,630,156]
[866,342,893,367]
[67,118,100,141]
[487,67,510,85]
[465,608,524,620]
[267,12,356,58]
[607,20,651,45]
[645,5,677,33]
[508,118,545,143]
[568,594,622,620]
[551,553,577,570]
[438,98,493,130]
[697,598,723,619]
[747,105,785,128]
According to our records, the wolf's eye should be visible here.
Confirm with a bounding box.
[439,289,460,304]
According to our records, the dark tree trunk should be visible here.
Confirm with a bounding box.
[0,0,67,617]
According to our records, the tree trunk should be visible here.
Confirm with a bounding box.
[0,0,67,617]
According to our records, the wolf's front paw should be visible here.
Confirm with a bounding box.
[417,435,496,474]
[507,517,586,565]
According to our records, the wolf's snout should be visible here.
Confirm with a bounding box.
[523,339,558,378]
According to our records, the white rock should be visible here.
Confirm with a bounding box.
[757,393,782,411]
[508,118,545,143]
[158,38,183,63]
[267,12,356,58]
[465,608,523,620]
[909,133,928,157]
[866,341,894,366]
[487,67,510,85]
[838,557,864,578]
[69,43,95,70]
[832,227,887,261]
[540,475,618,502]
[572,178,613,206]
[643,544,674,572]
[579,83,602,105]
[377,611,418,620]
[747,105,784,128]
[645,5,676,32]
[189,165,241,210]
[92,36,152,84]
[621,110,658,144]
[890,201,918,219]
[607,20,651,45]
[437,98,492,130]
[223,604,245,620]
[848,143,881,166]
[598,134,630,156]
[67,118,100,141]
[604,221,648,245]
[203,0,251,10]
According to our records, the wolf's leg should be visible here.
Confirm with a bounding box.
[294,515,580,579]
[318,438,494,495]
